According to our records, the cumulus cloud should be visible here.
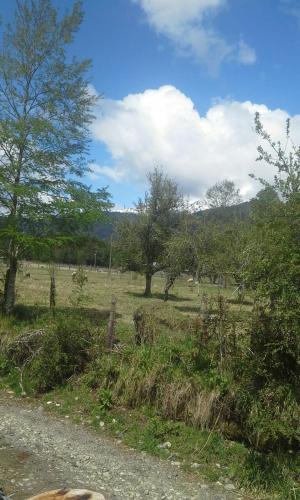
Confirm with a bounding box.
[91,85,300,200]
[131,0,256,73]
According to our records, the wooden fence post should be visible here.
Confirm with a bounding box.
[49,263,56,314]
[106,296,116,349]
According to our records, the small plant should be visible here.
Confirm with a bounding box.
[98,388,113,411]
[70,266,90,307]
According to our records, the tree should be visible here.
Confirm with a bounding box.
[253,112,300,199]
[246,112,300,308]
[205,180,242,208]
[162,217,197,301]
[0,0,111,314]
[236,114,300,450]
[116,169,182,297]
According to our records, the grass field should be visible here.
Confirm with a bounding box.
[4,261,252,323]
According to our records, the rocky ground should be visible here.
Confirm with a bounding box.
[0,392,241,500]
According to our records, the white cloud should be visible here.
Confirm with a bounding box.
[237,40,257,65]
[132,0,256,73]
[89,163,125,183]
[91,85,300,200]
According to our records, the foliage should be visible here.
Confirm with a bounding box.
[253,112,300,199]
[162,208,249,295]
[205,180,242,208]
[1,291,300,496]
[2,314,96,392]
[22,236,111,267]
[98,388,113,411]
[116,168,182,296]
[237,114,300,452]
[70,266,89,306]
[0,0,112,313]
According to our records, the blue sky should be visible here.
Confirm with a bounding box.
[3,0,300,207]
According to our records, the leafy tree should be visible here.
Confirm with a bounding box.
[205,179,242,208]
[246,113,300,308]
[116,169,182,297]
[0,0,111,313]
[162,216,198,301]
[161,200,248,299]
[237,114,300,450]
[253,112,300,199]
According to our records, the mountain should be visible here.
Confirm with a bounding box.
[93,201,251,240]
[92,211,137,240]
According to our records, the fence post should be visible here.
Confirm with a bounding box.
[106,295,116,349]
[49,263,56,314]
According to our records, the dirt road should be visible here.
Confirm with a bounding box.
[0,392,239,500]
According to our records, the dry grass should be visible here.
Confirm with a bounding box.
[114,365,222,429]
[1,261,252,324]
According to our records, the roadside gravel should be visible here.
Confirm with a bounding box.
[0,392,240,500]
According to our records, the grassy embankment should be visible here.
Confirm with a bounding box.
[0,263,299,499]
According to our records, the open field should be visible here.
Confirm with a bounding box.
[2,262,252,323]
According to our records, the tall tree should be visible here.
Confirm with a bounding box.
[116,169,182,297]
[0,0,111,314]
[205,179,242,208]
[245,113,300,309]
[235,114,300,451]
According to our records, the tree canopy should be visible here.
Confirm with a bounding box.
[0,0,112,313]
[205,179,242,208]
[116,168,182,296]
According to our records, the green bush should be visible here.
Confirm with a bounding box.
[236,308,300,451]
[29,315,95,392]
[2,314,99,393]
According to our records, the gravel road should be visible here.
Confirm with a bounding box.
[0,392,240,500]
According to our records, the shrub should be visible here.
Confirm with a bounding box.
[236,308,300,451]
[3,314,98,393]
[29,315,95,392]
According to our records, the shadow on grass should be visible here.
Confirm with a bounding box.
[227,298,253,306]
[126,291,192,302]
[12,304,113,323]
[175,305,201,314]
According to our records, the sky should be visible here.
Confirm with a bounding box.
[2,0,300,208]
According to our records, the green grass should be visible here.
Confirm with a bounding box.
[1,261,252,324]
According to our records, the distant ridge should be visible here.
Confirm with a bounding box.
[92,201,251,240]
[0,202,252,241]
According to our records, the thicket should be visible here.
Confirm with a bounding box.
[0,313,103,392]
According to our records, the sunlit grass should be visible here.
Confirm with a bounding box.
[2,261,252,324]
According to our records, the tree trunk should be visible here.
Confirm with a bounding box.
[164,275,176,302]
[144,272,152,297]
[3,255,18,315]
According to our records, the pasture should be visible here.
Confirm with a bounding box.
[3,262,251,323]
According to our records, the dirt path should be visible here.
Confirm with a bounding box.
[0,392,239,500]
